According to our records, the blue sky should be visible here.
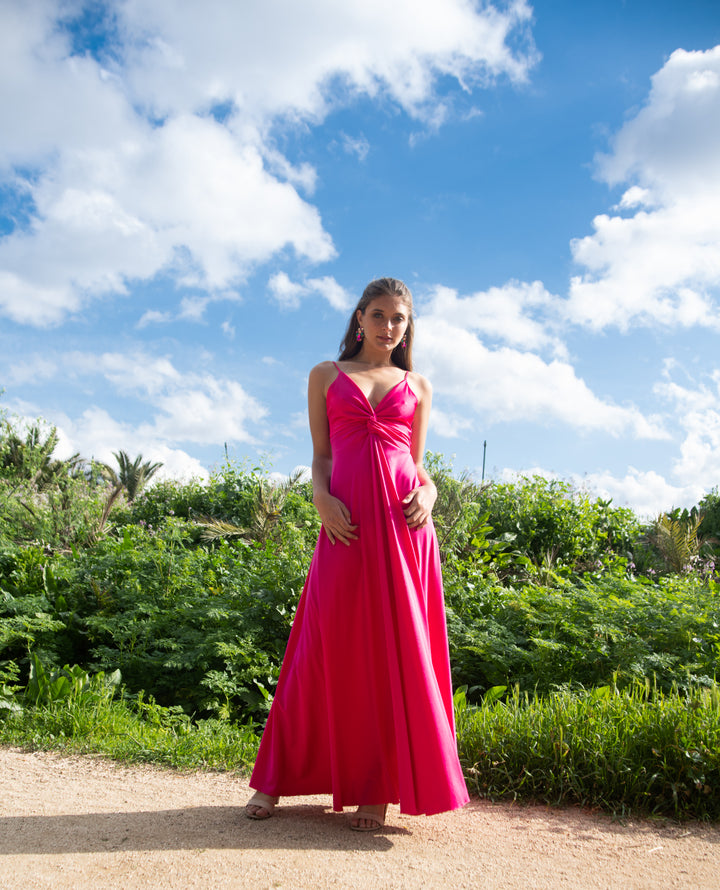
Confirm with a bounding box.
[1,0,720,516]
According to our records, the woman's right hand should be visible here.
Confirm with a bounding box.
[313,492,358,546]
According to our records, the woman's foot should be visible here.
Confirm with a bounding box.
[349,803,388,832]
[245,792,279,820]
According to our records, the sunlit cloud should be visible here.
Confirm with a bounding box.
[415,316,666,439]
[568,46,720,332]
[0,0,537,327]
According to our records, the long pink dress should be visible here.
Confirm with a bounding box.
[249,366,469,815]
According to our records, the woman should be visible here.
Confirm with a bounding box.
[245,277,468,830]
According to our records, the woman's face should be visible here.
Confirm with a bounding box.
[357,294,410,353]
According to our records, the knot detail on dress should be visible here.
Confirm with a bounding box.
[366,417,386,437]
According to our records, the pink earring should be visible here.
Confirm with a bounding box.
[401,333,407,349]
[356,326,364,342]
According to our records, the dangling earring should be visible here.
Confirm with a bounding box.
[356,326,364,342]
[401,333,407,349]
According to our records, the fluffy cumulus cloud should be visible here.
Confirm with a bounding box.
[0,0,537,327]
[534,364,720,516]
[7,346,271,481]
[69,350,268,445]
[421,281,567,356]
[415,291,665,439]
[50,406,211,482]
[268,272,352,311]
[654,368,720,493]
[568,46,720,331]
[573,468,691,519]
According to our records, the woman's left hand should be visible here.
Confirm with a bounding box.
[402,483,437,529]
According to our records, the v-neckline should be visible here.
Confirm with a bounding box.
[338,368,407,412]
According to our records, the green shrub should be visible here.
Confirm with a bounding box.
[475,476,640,572]
[445,569,720,698]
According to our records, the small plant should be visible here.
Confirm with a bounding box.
[651,512,704,574]
[25,652,121,707]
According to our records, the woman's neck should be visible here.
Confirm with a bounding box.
[348,354,396,369]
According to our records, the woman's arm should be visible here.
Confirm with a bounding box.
[402,374,437,529]
[308,363,358,546]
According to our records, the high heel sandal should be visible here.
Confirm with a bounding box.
[245,792,278,820]
[349,804,388,832]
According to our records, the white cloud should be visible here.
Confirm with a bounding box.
[572,366,720,516]
[568,46,720,331]
[0,0,537,328]
[421,281,567,356]
[654,369,720,494]
[493,464,697,519]
[5,356,58,386]
[50,405,210,482]
[268,272,306,310]
[340,133,370,162]
[306,276,353,311]
[119,0,537,123]
[428,406,474,438]
[574,468,692,519]
[67,350,267,445]
[268,272,352,311]
[6,346,269,481]
[142,377,266,445]
[415,316,666,439]
[137,309,173,328]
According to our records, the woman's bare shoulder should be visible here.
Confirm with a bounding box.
[308,361,339,393]
[408,370,432,401]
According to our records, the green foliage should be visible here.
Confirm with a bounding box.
[474,475,640,575]
[2,445,720,821]
[46,519,305,721]
[0,418,112,548]
[25,652,121,706]
[455,681,720,819]
[650,513,703,574]
[0,419,81,489]
[103,450,163,502]
[699,488,720,545]
[445,569,720,698]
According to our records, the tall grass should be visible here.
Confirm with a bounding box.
[1,666,259,771]
[455,682,720,819]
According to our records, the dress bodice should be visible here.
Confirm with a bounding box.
[326,368,416,454]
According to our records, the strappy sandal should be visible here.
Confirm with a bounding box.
[349,804,388,832]
[245,792,279,820]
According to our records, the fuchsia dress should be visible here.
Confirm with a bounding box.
[249,365,469,815]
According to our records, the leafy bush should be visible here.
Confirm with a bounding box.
[445,569,720,698]
[698,488,720,550]
[474,476,640,573]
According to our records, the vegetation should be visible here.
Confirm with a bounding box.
[1,414,720,818]
[455,682,720,819]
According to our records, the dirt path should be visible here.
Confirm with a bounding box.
[1,747,719,889]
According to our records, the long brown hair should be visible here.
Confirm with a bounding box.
[338,277,414,371]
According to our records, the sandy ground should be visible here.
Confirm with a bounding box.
[1,747,719,889]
